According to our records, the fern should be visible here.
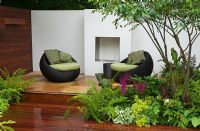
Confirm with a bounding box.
[0,88,22,103]
[0,98,15,131]
[0,67,10,80]
[0,99,9,117]
[0,120,16,131]
[0,77,31,91]
[0,68,29,130]
[71,81,131,123]
[12,68,26,78]
[0,68,32,103]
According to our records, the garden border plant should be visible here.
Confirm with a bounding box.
[67,74,200,128]
[90,0,200,104]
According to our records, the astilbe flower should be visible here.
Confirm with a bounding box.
[120,73,131,96]
[133,81,146,94]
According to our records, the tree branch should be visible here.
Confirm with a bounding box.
[140,22,167,63]
[191,32,200,44]
[144,20,167,62]
[168,17,187,63]
[152,19,168,62]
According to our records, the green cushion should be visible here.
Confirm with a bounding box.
[50,62,80,71]
[58,51,73,63]
[127,50,146,65]
[111,63,138,72]
[44,49,60,64]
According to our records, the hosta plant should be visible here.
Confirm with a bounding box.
[112,106,134,124]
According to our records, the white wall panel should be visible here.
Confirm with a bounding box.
[31,10,84,73]
[84,9,132,76]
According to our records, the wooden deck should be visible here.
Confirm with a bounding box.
[23,72,97,94]
[0,72,199,131]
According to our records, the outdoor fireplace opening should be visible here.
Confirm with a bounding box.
[95,37,120,62]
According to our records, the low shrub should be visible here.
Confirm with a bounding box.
[66,74,200,128]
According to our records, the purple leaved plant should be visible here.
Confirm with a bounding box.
[120,73,131,96]
[133,81,146,94]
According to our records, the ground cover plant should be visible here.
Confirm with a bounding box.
[68,72,200,128]
[0,68,33,130]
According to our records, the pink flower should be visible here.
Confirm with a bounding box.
[133,81,146,94]
[120,73,131,96]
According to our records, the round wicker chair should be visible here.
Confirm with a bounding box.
[40,53,80,82]
[112,51,153,82]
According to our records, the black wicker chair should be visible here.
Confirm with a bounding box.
[40,53,80,82]
[112,51,153,82]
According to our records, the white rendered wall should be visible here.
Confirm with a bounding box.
[84,9,132,76]
[131,26,200,75]
[31,10,200,75]
[96,37,120,61]
[31,10,84,73]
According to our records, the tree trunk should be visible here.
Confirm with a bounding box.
[182,66,191,105]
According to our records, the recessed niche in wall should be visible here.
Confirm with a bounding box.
[95,37,120,62]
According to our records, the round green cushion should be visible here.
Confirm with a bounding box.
[111,63,138,72]
[50,62,80,71]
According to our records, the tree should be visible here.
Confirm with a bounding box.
[91,0,200,103]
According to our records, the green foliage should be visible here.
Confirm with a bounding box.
[0,68,31,130]
[0,99,15,131]
[67,77,200,128]
[0,68,32,103]
[131,95,161,127]
[71,80,131,123]
[161,70,185,99]
[171,48,182,69]
[0,0,96,10]
[161,48,186,99]
[192,69,200,81]
[0,99,9,117]
[0,68,26,80]
[0,92,15,131]
[161,99,187,128]
[0,88,22,104]
[112,106,134,124]
[125,86,135,100]
[92,0,200,30]
[130,75,163,97]
[100,79,112,88]
[95,73,113,88]
[12,68,26,78]
[0,120,16,131]
[161,99,200,128]
[64,108,71,119]
[191,117,200,128]
[0,97,15,131]
[190,78,200,107]
[95,73,104,83]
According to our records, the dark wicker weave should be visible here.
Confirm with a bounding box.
[103,63,112,79]
[40,53,80,82]
[112,51,153,82]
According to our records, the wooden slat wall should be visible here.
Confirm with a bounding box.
[0,6,32,73]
